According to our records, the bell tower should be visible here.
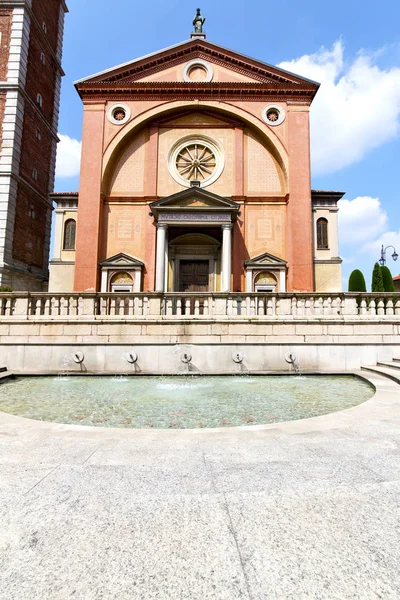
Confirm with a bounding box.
[0,0,68,290]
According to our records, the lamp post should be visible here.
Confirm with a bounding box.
[379,245,399,266]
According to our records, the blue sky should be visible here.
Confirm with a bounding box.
[55,0,400,286]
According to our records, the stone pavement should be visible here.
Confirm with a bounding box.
[1,373,400,599]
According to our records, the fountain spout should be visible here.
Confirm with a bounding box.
[180,352,192,374]
[285,352,300,374]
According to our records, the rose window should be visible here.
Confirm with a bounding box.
[176,142,216,183]
[168,136,224,188]
[266,109,279,122]
[262,104,285,127]
[113,109,126,121]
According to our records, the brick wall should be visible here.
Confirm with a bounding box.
[0,9,12,80]
[24,20,57,124]
[12,184,50,269]
[31,0,61,54]
[19,100,53,197]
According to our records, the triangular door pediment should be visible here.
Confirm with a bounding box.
[150,188,240,211]
[76,39,319,90]
[245,251,287,266]
[100,252,144,268]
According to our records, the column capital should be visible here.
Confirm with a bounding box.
[157,223,168,230]
[221,223,233,231]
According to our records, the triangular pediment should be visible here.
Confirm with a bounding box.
[245,251,287,267]
[150,188,240,211]
[100,252,144,268]
[75,39,319,91]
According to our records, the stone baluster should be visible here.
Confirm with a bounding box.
[249,296,256,316]
[291,297,297,316]
[110,296,116,316]
[386,298,394,316]
[194,298,200,316]
[60,296,67,316]
[70,296,78,316]
[258,297,265,316]
[204,297,209,316]
[368,298,376,316]
[377,298,385,316]
[394,298,400,315]
[176,298,182,316]
[359,298,367,315]
[128,296,134,316]
[185,298,191,315]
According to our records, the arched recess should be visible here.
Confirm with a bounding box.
[102,100,289,194]
[168,232,221,293]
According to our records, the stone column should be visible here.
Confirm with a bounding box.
[246,270,253,292]
[155,224,168,292]
[221,224,232,292]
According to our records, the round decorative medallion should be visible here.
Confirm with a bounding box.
[168,135,224,188]
[183,59,214,83]
[107,103,131,125]
[262,104,285,127]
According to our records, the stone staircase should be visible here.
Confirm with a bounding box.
[361,358,400,384]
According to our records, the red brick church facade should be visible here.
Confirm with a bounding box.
[50,26,342,294]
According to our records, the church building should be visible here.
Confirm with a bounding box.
[49,12,343,295]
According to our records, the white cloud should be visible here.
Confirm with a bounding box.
[337,196,400,274]
[362,230,400,261]
[56,134,81,178]
[279,41,400,175]
[338,196,388,246]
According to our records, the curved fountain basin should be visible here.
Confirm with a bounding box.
[0,375,374,429]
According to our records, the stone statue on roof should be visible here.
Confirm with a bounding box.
[193,8,205,34]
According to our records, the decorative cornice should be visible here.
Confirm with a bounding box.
[77,82,315,103]
[76,40,319,92]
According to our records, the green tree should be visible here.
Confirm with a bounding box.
[371,262,384,292]
[348,269,367,292]
[381,265,395,292]
[0,286,13,292]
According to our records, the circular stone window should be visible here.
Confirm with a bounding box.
[183,59,214,83]
[168,135,224,188]
[107,103,131,125]
[262,104,285,126]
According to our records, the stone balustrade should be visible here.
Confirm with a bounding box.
[1,292,400,320]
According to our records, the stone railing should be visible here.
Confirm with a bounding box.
[1,292,400,320]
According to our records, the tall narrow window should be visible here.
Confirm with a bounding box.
[63,219,76,250]
[317,218,329,249]
[36,93,43,107]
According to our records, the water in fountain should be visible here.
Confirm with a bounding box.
[57,354,73,380]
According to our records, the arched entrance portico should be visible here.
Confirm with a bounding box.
[150,187,239,292]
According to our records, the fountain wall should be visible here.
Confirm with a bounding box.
[0,318,397,373]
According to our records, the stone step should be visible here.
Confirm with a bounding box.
[0,367,7,373]
[377,361,400,370]
[393,358,400,363]
[361,365,400,385]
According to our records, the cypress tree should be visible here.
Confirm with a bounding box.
[348,269,367,292]
[381,265,395,292]
[371,262,384,292]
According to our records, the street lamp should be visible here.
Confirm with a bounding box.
[379,244,399,266]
